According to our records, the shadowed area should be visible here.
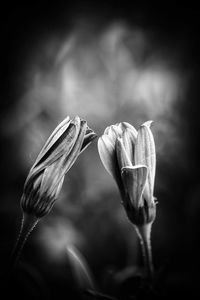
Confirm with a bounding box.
[0,2,200,299]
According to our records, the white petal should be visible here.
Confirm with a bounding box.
[142,120,153,128]
[121,128,137,164]
[98,135,118,179]
[116,137,132,169]
[119,122,138,136]
[134,120,156,202]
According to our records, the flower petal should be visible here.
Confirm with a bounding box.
[134,120,156,203]
[98,135,118,178]
[104,125,120,147]
[29,118,87,196]
[116,137,132,169]
[121,165,148,208]
[39,158,65,197]
[34,116,71,166]
[98,135,125,194]
[119,122,137,135]
[121,128,137,164]
[61,119,88,175]
[40,119,87,197]
[30,116,81,177]
[80,125,97,153]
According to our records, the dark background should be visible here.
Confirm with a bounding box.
[1,1,200,299]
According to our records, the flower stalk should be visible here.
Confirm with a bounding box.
[135,224,154,281]
[98,121,156,282]
[10,213,39,270]
[11,116,96,269]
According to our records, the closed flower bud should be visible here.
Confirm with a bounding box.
[11,116,96,269]
[21,116,97,218]
[98,121,156,280]
[98,121,156,226]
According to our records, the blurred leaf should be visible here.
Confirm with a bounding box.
[66,245,95,291]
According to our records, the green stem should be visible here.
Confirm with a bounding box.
[10,212,39,270]
[135,223,154,282]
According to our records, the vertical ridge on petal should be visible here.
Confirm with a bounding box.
[116,138,132,169]
[98,120,156,226]
[98,135,118,178]
[28,123,78,180]
[39,158,64,196]
[121,128,137,164]
[98,136,124,194]
[121,165,148,208]
[134,121,156,203]
[60,120,87,177]
[33,116,71,167]
[120,122,138,136]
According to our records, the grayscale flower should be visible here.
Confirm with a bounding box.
[21,116,97,218]
[98,121,156,226]
[11,116,96,270]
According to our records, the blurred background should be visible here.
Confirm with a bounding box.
[1,1,200,299]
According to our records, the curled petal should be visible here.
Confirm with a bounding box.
[98,135,119,178]
[121,165,148,208]
[134,121,156,202]
[98,135,124,193]
[80,125,97,153]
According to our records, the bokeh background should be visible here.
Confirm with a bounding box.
[1,2,200,299]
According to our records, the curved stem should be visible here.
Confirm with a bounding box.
[135,223,154,282]
[10,212,39,271]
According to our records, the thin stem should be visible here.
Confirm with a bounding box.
[135,223,154,282]
[10,212,39,271]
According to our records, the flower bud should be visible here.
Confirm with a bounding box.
[21,116,96,218]
[98,121,156,226]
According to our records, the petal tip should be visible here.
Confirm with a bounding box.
[104,125,112,135]
[63,115,70,123]
[141,120,154,128]
[73,115,81,124]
